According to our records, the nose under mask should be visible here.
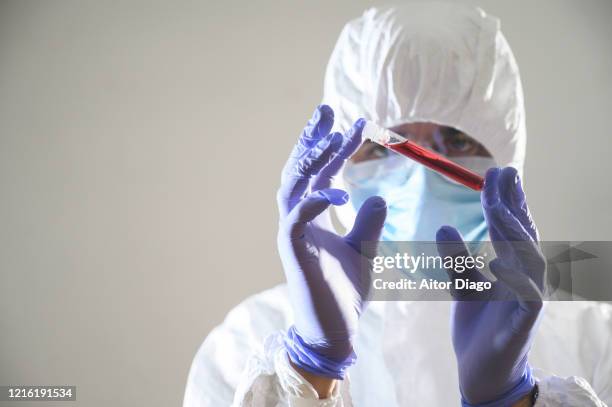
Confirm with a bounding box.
[342,154,415,192]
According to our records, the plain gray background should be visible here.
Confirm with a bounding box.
[1,0,611,406]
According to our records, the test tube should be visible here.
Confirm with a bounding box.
[363,121,484,191]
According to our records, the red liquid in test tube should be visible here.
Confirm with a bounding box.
[363,121,484,191]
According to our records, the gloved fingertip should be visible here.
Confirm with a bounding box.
[301,106,333,147]
[347,118,366,139]
[500,166,520,188]
[315,107,335,139]
[485,167,501,177]
[509,167,525,197]
[498,166,524,205]
[436,225,462,242]
[482,167,501,207]
[354,117,367,130]
[501,165,519,179]
[331,122,364,161]
[365,195,387,210]
[312,104,333,122]
[317,188,349,205]
[485,168,502,187]
[317,104,334,118]
[330,131,343,149]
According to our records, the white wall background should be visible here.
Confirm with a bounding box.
[0,0,610,406]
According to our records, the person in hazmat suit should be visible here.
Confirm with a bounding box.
[184,4,612,406]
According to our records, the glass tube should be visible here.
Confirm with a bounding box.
[363,121,484,191]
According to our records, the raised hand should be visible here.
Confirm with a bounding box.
[277,105,387,379]
[436,167,545,406]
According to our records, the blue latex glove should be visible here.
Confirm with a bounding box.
[277,105,387,379]
[436,167,545,406]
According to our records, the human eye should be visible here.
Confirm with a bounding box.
[440,128,480,156]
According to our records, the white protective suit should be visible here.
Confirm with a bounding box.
[184,4,612,406]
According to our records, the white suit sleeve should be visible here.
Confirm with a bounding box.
[232,333,352,407]
[183,285,353,407]
[534,372,608,407]
[530,302,612,406]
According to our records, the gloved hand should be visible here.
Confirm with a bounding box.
[277,105,387,380]
[436,167,546,406]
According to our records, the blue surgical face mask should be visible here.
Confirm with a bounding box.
[341,155,491,281]
[341,156,490,243]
